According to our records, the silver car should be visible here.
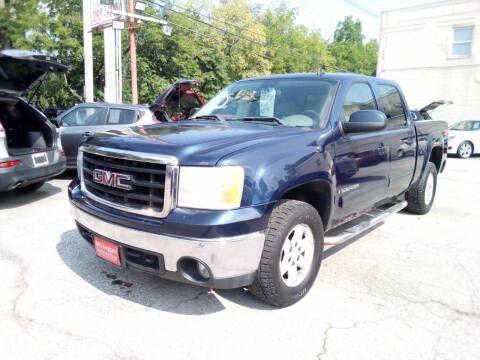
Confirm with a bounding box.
[55,103,156,168]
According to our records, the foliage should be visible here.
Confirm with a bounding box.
[0,1,379,108]
[328,16,379,75]
[261,3,334,74]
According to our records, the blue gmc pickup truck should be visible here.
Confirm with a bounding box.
[69,72,447,307]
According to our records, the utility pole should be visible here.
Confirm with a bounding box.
[128,0,138,105]
[82,0,94,102]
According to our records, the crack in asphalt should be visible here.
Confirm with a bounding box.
[0,245,89,341]
[167,290,209,311]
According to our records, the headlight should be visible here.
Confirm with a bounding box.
[178,166,244,210]
[448,135,455,140]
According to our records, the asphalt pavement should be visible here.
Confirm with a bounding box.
[0,158,479,360]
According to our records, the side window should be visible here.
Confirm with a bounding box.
[342,83,376,121]
[107,108,136,125]
[377,84,407,130]
[472,121,480,130]
[62,107,104,127]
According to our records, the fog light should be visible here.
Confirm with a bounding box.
[197,262,210,280]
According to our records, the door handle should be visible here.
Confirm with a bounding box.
[83,131,93,137]
[375,143,385,153]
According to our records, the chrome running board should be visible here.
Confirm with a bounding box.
[324,201,408,246]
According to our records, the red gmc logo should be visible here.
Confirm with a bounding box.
[92,169,132,190]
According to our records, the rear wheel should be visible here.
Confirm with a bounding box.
[248,200,324,307]
[16,181,45,193]
[457,141,473,158]
[405,162,437,214]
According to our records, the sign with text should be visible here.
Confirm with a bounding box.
[91,0,125,28]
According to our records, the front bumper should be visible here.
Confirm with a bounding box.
[69,181,270,289]
[0,150,66,191]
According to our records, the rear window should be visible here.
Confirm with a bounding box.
[0,59,44,92]
[107,108,136,124]
[377,84,407,130]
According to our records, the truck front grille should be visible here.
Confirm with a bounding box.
[79,147,178,218]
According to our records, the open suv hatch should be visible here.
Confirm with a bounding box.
[0,49,69,192]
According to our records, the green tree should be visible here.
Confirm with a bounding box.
[328,16,378,75]
[261,2,334,74]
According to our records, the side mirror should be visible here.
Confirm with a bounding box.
[50,117,62,128]
[342,110,387,134]
[188,107,200,118]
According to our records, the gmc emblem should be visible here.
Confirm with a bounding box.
[92,169,132,190]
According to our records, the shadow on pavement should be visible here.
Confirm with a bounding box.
[0,182,61,210]
[56,169,77,180]
[57,229,273,314]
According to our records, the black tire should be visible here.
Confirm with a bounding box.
[248,199,324,307]
[16,181,45,193]
[405,162,437,215]
[457,141,473,159]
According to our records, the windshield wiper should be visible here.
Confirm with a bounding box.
[228,116,285,125]
[191,115,225,121]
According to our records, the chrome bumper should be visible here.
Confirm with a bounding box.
[71,204,265,280]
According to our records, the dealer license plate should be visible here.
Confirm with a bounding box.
[94,236,121,266]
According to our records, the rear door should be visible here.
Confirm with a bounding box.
[375,84,416,197]
[84,106,141,136]
[334,82,390,222]
[60,106,106,165]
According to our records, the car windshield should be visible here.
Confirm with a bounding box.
[193,78,337,128]
[449,121,475,131]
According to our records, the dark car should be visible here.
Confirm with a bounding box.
[411,100,452,120]
[149,79,204,122]
[43,107,66,120]
[0,50,68,192]
[55,102,155,168]
[69,72,447,307]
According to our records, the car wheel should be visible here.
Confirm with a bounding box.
[248,199,324,307]
[405,162,437,215]
[16,181,45,193]
[457,141,473,158]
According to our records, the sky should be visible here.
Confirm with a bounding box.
[256,0,441,41]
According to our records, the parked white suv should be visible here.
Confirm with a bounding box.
[0,50,68,192]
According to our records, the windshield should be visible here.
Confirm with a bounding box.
[449,121,477,131]
[194,78,337,128]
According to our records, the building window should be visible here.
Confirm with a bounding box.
[452,27,474,56]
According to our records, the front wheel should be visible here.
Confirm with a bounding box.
[457,141,473,158]
[248,200,324,307]
[405,162,437,214]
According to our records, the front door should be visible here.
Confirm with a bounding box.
[60,106,106,166]
[333,82,390,223]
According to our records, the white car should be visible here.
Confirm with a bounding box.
[448,120,480,158]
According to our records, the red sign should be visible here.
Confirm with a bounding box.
[94,236,121,266]
[91,0,125,28]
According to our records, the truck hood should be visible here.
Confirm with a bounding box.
[0,49,70,96]
[85,121,309,165]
